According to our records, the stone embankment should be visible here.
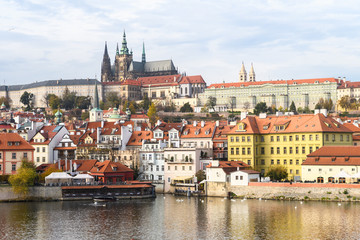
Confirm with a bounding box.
[206,182,360,202]
[0,186,62,202]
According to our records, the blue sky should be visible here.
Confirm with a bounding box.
[1,0,360,85]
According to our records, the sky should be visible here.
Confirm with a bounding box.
[1,0,360,86]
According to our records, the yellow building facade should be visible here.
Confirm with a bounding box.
[227,114,353,180]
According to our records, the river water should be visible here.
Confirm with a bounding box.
[0,195,359,240]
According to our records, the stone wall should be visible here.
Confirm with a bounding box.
[0,187,62,201]
[206,182,360,201]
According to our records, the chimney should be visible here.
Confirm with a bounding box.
[320,109,328,117]
[240,112,248,120]
[193,120,197,127]
[259,113,267,119]
[101,121,104,128]
[276,111,283,117]
[201,121,205,128]
[314,109,320,115]
[97,127,101,143]
[174,76,176,82]
[215,120,220,127]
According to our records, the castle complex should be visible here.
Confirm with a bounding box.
[101,31,178,82]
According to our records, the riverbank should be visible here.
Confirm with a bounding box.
[206,182,360,202]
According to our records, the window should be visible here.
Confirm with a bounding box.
[162,165,164,171]
[289,136,293,141]
[37,157,40,162]
[261,136,265,142]
[340,135,343,141]
[290,159,293,165]
[235,148,239,155]
[283,147,287,154]
[261,147,265,155]
[296,159,299,165]
[12,164,16,171]
[236,176,239,180]
[42,157,45,162]
[236,137,239,142]
[302,147,305,154]
[182,166,185,170]
[247,160,251,165]
[230,137,234,142]
[295,135,299,141]
[309,147,313,153]
[240,176,243,180]
[325,134,329,141]
[277,136,280,142]
[247,148,251,155]
[347,135,350,141]
[283,136,287,141]
[37,147,40,153]
[296,170,299,175]
[308,168,311,172]
[156,165,159,171]
[309,135,313,141]
[12,153,16,159]
[284,159,287,164]
[231,148,234,155]
[0,164,2,171]
[242,148,245,155]
[247,136,251,142]
[271,136,274,142]
[271,159,274,165]
[296,147,299,154]
[0,153,2,159]
[168,166,170,170]
[261,159,265,165]
[332,135,335,141]
[23,153,27,159]
[189,166,192,171]
[276,147,280,154]
[289,147,293,154]
[316,135,319,141]
[242,137,245,142]
[277,159,280,164]
[175,166,177,170]
[42,147,45,152]
[271,147,274,154]
[302,135,305,141]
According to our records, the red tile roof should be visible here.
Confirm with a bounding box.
[138,74,181,87]
[303,146,360,166]
[208,78,339,89]
[207,161,251,174]
[181,122,216,139]
[0,132,34,150]
[179,75,206,84]
[90,160,133,174]
[127,131,153,146]
[228,114,353,135]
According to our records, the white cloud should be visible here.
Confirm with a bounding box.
[1,0,360,85]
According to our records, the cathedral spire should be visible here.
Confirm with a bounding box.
[121,30,129,55]
[116,43,120,56]
[142,42,146,63]
[101,41,113,82]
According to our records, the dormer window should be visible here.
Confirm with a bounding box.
[263,124,269,130]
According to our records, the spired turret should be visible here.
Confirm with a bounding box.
[142,42,146,63]
[101,41,113,82]
[239,62,247,82]
[249,63,256,82]
[90,81,103,122]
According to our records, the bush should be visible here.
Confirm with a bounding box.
[343,189,349,195]
[266,166,288,181]
[0,175,10,183]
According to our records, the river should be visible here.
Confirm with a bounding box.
[0,195,359,240]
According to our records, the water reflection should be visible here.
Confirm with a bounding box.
[0,197,360,240]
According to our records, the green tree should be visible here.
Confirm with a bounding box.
[8,159,37,196]
[207,96,217,112]
[20,91,34,111]
[61,87,77,110]
[129,103,136,114]
[195,170,206,183]
[297,107,303,113]
[49,94,61,110]
[265,165,288,181]
[103,92,122,109]
[0,96,11,108]
[323,99,333,111]
[254,102,268,115]
[303,106,311,113]
[81,111,89,120]
[147,102,158,126]
[180,102,193,112]
[141,95,151,111]
[76,96,92,109]
[289,101,296,112]
[339,96,351,111]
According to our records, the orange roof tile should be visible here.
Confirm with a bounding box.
[208,78,339,89]
[127,131,153,146]
[90,160,133,174]
[181,122,216,139]
[303,146,360,166]
[0,132,34,150]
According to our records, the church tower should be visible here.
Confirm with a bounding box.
[249,63,256,82]
[90,81,103,122]
[239,62,247,82]
[114,30,133,81]
[101,42,113,82]
[142,42,146,63]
